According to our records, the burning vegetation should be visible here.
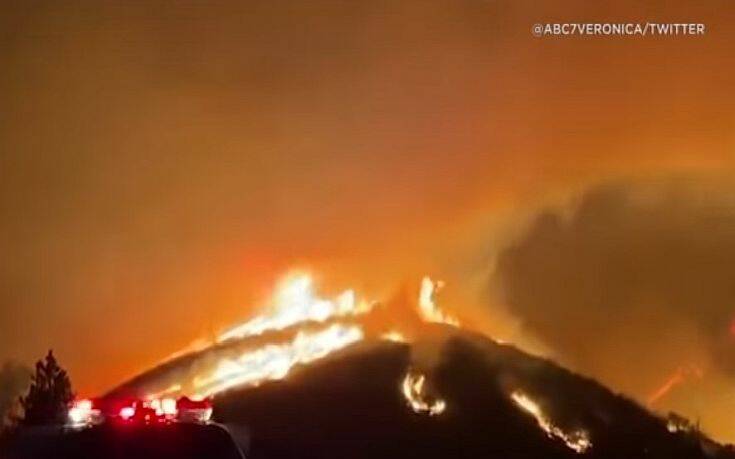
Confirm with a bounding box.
[418,277,459,327]
[401,370,446,416]
[98,270,735,459]
[193,323,364,397]
[80,270,735,459]
[510,390,592,454]
[108,273,459,416]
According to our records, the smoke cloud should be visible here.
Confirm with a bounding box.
[491,178,735,440]
[0,361,31,426]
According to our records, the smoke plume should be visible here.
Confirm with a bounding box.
[0,361,31,426]
[491,177,735,440]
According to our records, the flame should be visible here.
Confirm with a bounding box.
[193,324,364,397]
[183,274,374,397]
[667,419,690,433]
[418,277,459,326]
[381,331,407,343]
[218,273,371,342]
[137,273,459,404]
[510,391,592,454]
[665,413,695,434]
[147,384,183,400]
[647,364,703,406]
[401,370,446,416]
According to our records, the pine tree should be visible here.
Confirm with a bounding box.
[18,350,74,426]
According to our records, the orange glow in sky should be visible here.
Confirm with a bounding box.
[2,0,735,444]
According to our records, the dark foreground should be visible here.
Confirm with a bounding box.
[213,329,735,459]
[0,422,244,459]
[4,328,735,459]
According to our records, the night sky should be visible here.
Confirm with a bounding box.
[1,0,734,442]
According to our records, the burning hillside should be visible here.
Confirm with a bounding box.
[212,333,734,459]
[107,273,458,401]
[104,273,734,459]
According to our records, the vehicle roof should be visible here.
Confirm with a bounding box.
[3,423,244,459]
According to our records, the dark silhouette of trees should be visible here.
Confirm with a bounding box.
[18,350,74,426]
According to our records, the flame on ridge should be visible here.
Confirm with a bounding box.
[193,323,364,398]
[401,370,446,416]
[510,390,592,454]
[418,277,459,326]
[135,272,458,413]
[647,364,703,406]
[218,273,371,342]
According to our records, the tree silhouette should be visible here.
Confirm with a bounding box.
[18,350,74,426]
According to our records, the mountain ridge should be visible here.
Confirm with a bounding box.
[211,327,733,459]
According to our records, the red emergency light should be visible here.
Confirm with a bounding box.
[68,395,213,427]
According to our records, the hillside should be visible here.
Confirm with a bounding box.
[212,328,733,459]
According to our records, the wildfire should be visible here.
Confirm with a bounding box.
[218,274,371,342]
[666,413,694,434]
[132,272,459,413]
[510,391,592,454]
[647,364,703,406]
[401,370,446,416]
[418,277,460,327]
[381,331,407,343]
[193,324,364,397]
